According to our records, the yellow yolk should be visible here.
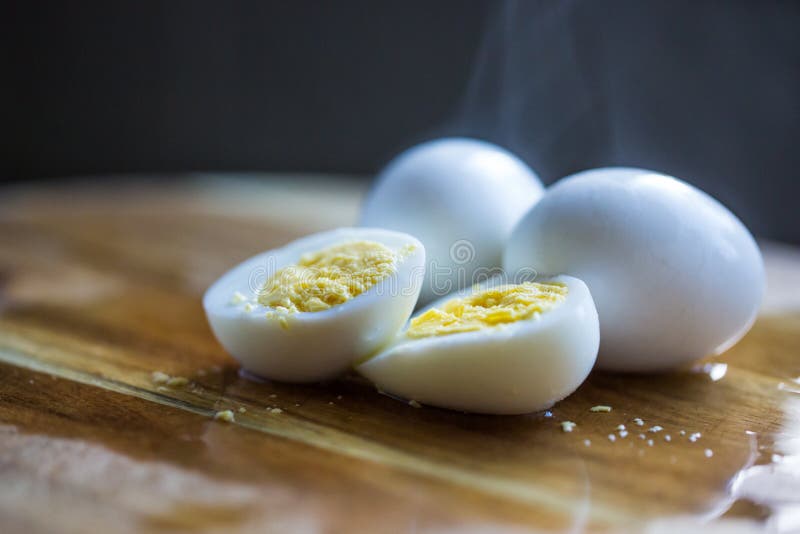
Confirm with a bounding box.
[407,282,568,338]
[258,240,397,313]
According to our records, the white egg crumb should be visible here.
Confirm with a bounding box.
[633,418,644,426]
[608,434,616,442]
[648,425,663,433]
[616,424,626,431]
[238,407,247,413]
[664,435,672,442]
[619,430,629,438]
[269,407,283,414]
[689,432,702,442]
[151,371,170,384]
[544,411,553,418]
[408,400,422,408]
[230,291,248,305]
[561,421,577,432]
[213,410,235,423]
[680,430,686,436]
[584,439,591,447]
[704,449,714,458]
[591,405,612,413]
[269,394,277,398]
[772,454,783,463]
[639,433,646,440]
[647,439,654,447]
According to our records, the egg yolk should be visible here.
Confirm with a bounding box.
[258,240,397,313]
[407,282,568,338]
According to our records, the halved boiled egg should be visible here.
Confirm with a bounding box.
[356,275,599,414]
[203,228,425,382]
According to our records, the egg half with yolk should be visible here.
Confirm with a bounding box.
[357,275,599,414]
[203,228,425,382]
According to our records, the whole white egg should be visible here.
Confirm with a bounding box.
[503,167,764,371]
[360,137,544,304]
[357,275,599,414]
[203,228,425,382]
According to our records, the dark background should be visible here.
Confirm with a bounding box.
[5,1,800,242]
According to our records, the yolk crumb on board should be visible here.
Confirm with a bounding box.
[151,371,189,388]
[151,371,170,384]
[213,410,235,423]
[166,376,188,387]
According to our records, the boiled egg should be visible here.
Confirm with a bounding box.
[357,275,599,414]
[203,228,425,382]
[504,167,764,372]
[360,138,544,304]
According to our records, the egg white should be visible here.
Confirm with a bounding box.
[360,138,544,304]
[203,228,425,382]
[504,167,765,371]
[356,275,599,414]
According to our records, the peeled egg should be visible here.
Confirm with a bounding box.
[504,167,764,371]
[360,137,544,304]
[357,275,599,414]
[203,228,425,382]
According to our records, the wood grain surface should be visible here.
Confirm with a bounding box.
[1,175,799,533]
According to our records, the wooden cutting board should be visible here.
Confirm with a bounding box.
[1,175,798,533]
